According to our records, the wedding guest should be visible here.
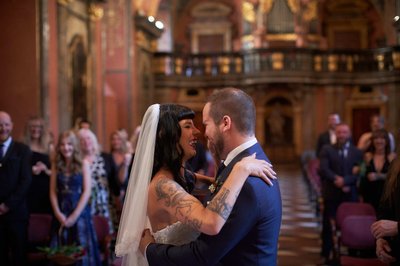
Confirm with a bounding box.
[110,129,132,216]
[78,128,118,234]
[49,131,100,265]
[316,113,341,158]
[22,116,54,214]
[360,129,396,211]
[319,123,363,263]
[0,111,32,266]
[110,129,131,189]
[358,114,395,153]
[371,155,400,265]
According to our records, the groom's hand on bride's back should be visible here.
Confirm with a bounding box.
[139,229,155,255]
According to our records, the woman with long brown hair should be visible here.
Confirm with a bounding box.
[371,155,400,265]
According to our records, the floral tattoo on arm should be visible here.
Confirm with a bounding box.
[207,187,234,221]
[155,178,202,230]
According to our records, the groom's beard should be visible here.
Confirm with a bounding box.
[213,130,225,161]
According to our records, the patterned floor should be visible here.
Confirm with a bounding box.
[277,164,321,266]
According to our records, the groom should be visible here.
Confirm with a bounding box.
[140,88,282,265]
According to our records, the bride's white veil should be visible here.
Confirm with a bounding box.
[115,104,160,265]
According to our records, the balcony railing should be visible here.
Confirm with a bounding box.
[152,47,400,87]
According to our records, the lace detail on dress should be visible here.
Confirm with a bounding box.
[152,221,200,246]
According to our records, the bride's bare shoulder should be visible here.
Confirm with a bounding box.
[151,169,174,182]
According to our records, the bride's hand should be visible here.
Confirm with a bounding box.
[139,229,155,255]
[237,153,277,186]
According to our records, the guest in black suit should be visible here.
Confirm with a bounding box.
[316,113,341,158]
[0,111,32,265]
[319,123,363,263]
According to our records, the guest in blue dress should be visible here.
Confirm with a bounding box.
[49,130,100,266]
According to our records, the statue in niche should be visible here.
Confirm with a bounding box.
[265,99,294,146]
[69,34,88,125]
[267,105,285,144]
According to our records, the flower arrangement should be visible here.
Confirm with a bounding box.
[38,244,85,265]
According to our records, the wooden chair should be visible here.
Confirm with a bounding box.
[27,213,53,265]
[93,215,113,265]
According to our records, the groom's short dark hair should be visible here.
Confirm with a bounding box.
[207,88,255,136]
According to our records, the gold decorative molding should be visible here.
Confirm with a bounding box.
[265,33,319,42]
[260,0,274,14]
[58,0,74,6]
[271,53,284,70]
[89,3,104,21]
[314,56,322,72]
[218,56,230,74]
[328,55,338,72]
[242,34,255,42]
[303,0,318,21]
[287,0,298,13]
[392,52,400,69]
[243,1,256,23]
[267,33,297,41]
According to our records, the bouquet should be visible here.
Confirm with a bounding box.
[38,225,86,265]
[38,244,86,265]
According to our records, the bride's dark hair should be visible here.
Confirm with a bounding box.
[152,104,195,190]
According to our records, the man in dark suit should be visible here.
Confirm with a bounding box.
[0,111,32,265]
[140,88,282,265]
[316,113,341,158]
[319,123,363,263]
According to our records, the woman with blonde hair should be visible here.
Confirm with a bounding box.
[78,128,119,234]
[23,116,54,214]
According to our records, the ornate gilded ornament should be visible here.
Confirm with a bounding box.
[243,1,256,23]
[89,3,104,21]
[287,0,299,13]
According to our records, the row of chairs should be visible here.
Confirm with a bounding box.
[302,157,323,216]
[28,213,113,265]
[331,202,387,266]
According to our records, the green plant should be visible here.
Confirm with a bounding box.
[38,244,86,258]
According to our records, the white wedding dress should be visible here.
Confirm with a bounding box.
[152,221,200,245]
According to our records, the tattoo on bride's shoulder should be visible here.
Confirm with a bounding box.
[155,178,202,230]
[207,187,234,221]
[155,178,186,206]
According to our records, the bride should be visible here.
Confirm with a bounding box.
[115,104,276,265]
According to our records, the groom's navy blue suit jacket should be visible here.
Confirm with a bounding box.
[146,142,282,265]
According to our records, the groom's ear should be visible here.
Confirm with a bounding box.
[221,115,232,132]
